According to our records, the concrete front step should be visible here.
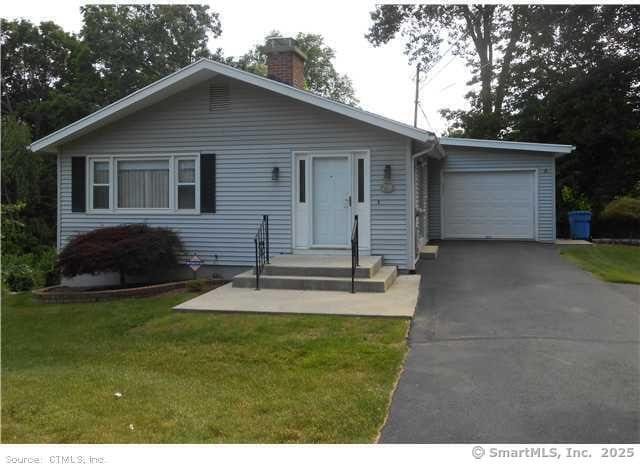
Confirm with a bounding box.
[233,265,398,293]
[420,245,439,260]
[262,255,382,278]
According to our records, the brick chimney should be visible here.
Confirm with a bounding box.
[263,37,307,89]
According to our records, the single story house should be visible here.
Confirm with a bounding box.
[29,38,574,286]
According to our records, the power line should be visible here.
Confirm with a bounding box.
[440,81,457,92]
[418,39,461,92]
[413,63,421,127]
[417,102,436,133]
[420,53,457,92]
[419,9,567,96]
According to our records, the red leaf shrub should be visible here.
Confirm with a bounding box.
[57,225,183,286]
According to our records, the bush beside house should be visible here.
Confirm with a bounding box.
[596,196,640,239]
[1,202,59,292]
[558,185,640,239]
[57,225,184,287]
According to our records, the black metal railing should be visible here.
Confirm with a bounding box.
[254,214,270,290]
[351,214,359,293]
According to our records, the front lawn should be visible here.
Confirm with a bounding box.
[1,291,408,443]
[560,244,640,284]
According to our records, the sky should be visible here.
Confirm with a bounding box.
[3,0,471,135]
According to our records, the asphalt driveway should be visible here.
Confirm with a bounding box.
[381,241,639,443]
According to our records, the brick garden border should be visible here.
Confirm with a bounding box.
[33,279,226,304]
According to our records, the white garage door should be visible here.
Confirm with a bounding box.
[443,171,535,239]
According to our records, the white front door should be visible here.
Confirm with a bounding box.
[313,156,351,246]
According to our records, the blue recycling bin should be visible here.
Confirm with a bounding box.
[568,211,592,240]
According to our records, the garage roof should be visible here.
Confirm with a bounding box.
[441,137,575,155]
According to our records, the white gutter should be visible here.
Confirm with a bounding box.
[412,139,446,159]
[440,136,575,154]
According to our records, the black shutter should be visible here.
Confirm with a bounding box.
[200,154,216,213]
[71,157,86,212]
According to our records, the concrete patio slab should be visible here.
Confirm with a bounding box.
[174,275,420,317]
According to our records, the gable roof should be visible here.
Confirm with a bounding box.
[441,136,575,156]
[29,58,436,153]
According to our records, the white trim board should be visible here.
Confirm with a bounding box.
[406,139,415,270]
[441,137,575,155]
[30,58,436,154]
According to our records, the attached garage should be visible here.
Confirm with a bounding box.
[427,138,575,243]
[442,170,536,239]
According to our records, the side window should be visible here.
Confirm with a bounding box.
[200,154,216,213]
[357,158,365,203]
[177,159,196,210]
[299,158,306,203]
[92,160,110,209]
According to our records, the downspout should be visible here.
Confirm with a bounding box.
[56,146,62,251]
[409,137,441,272]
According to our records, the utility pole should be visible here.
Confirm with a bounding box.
[413,63,420,128]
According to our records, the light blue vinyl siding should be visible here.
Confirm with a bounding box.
[60,77,410,268]
[428,147,556,242]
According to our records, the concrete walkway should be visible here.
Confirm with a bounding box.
[381,241,639,443]
[174,275,420,317]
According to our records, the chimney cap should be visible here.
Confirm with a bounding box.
[263,36,307,61]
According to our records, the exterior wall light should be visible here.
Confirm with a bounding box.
[272,166,280,181]
[381,164,394,193]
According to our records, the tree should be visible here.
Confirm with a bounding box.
[1,114,57,250]
[368,4,640,218]
[227,32,359,106]
[0,19,94,139]
[81,4,222,105]
[503,6,640,212]
[1,6,224,250]
[367,4,527,137]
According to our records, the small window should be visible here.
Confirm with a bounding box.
[92,161,110,209]
[299,159,306,203]
[117,159,170,209]
[177,159,196,210]
[357,158,365,203]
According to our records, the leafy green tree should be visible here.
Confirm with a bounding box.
[367,4,528,137]
[368,4,640,219]
[1,5,223,251]
[1,115,34,204]
[1,114,57,251]
[227,32,359,106]
[81,4,222,105]
[0,19,94,139]
[502,6,640,212]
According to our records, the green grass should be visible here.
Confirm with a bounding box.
[560,244,640,284]
[1,291,408,443]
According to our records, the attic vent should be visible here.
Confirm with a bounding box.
[209,83,230,111]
